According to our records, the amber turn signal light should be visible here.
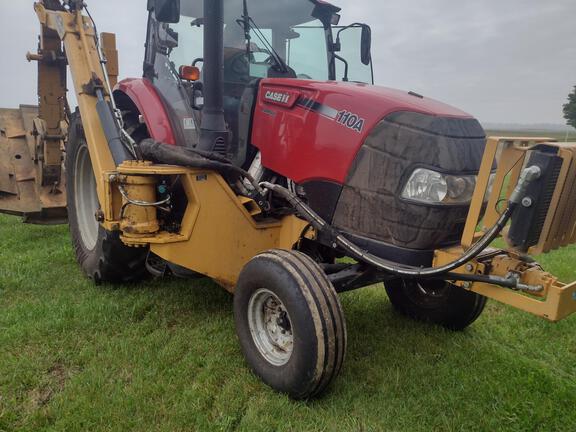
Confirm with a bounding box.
[179,65,200,81]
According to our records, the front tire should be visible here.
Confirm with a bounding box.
[66,111,148,284]
[385,279,486,331]
[234,250,347,399]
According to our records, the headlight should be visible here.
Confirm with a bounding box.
[401,168,495,205]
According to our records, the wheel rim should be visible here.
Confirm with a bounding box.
[403,280,452,309]
[247,289,294,366]
[74,145,99,251]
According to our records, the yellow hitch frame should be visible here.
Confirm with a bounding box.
[436,137,576,322]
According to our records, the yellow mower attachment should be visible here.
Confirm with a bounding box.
[435,137,576,322]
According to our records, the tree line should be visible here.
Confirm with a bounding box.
[565,86,576,129]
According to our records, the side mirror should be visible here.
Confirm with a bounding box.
[360,24,372,65]
[154,0,180,24]
[331,14,341,26]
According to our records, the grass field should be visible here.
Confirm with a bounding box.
[2,128,576,431]
[1,211,576,432]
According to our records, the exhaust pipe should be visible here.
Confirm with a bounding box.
[198,0,229,155]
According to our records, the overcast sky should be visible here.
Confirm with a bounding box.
[0,0,574,125]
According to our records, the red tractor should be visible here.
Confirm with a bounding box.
[1,0,575,399]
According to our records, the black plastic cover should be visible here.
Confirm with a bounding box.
[332,111,486,253]
[302,180,343,223]
[508,150,562,252]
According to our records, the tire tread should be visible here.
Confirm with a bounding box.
[66,110,148,285]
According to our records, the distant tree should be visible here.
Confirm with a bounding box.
[564,86,576,129]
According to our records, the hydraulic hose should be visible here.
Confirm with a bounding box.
[139,139,264,195]
[260,165,541,279]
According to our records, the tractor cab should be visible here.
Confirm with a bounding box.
[143,0,373,165]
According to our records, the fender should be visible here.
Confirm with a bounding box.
[114,78,176,145]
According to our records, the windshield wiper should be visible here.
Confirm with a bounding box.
[240,0,289,74]
[241,0,252,58]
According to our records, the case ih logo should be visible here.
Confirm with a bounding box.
[264,91,292,106]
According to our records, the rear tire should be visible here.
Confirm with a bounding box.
[385,279,486,331]
[234,250,347,399]
[66,111,148,284]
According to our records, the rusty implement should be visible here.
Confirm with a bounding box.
[0,105,66,224]
[0,8,68,224]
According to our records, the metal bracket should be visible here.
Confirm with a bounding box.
[82,73,106,96]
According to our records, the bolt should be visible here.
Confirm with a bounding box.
[522,197,533,208]
[465,264,474,272]
[95,210,104,222]
[332,242,338,249]
[463,282,472,290]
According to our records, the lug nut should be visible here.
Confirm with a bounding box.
[522,197,533,208]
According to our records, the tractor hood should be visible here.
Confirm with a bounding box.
[251,78,488,258]
[252,78,482,185]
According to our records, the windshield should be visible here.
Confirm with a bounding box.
[168,0,328,81]
[165,0,372,83]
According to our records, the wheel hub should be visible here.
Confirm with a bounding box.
[247,289,294,366]
[404,280,451,309]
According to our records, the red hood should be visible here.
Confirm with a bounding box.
[251,78,478,184]
[270,79,472,119]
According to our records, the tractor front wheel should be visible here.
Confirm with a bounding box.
[385,279,486,331]
[66,111,148,284]
[234,250,347,399]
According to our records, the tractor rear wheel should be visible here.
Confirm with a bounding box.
[66,111,148,284]
[234,250,347,399]
[384,279,486,331]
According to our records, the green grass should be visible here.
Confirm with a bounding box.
[1,213,576,432]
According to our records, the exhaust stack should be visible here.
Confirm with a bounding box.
[198,0,229,155]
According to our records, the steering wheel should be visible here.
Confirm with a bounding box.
[228,48,275,79]
[297,73,313,80]
[230,52,250,76]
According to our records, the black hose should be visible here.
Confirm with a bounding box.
[262,165,543,279]
[139,139,263,194]
[337,205,515,278]
[442,272,518,288]
[180,146,232,164]
[261,182,517,279]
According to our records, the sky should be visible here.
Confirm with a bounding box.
[0,0,574,125]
